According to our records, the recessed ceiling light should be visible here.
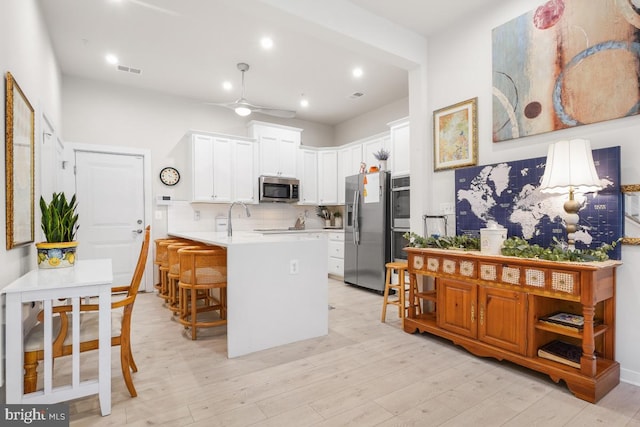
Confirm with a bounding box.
[105,54,118,65]
[300,99,309,108]
[222,81,233,91]
[352,67,363,78]
[260,37,274,50]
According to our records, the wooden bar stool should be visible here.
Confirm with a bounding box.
[166,242,202,313]
[158,239,193,302]
[154,238,183,294]
[177,247,228,340]
[381,261,420,322]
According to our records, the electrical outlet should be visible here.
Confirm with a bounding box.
[194,210,200,221]
[290,259,299,275]
[154,210,162,220]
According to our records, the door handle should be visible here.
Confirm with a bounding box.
[132,229,143,234]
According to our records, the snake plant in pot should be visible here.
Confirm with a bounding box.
[36,192,79,268]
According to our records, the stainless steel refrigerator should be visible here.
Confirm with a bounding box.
[344,171,391,293]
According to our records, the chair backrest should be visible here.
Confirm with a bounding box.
[178,247,227,286]
[167,243,201,276]
[127,226,152,299]
[155,238,182,265]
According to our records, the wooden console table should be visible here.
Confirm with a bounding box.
[404,247,621,403]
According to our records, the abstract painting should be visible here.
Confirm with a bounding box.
[492,0,640,142]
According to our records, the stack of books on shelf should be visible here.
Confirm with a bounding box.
[538,311,601,332]
[538,340,582,368]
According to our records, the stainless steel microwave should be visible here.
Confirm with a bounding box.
[259,176,300,203]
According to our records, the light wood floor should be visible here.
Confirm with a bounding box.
[16,278,640,426]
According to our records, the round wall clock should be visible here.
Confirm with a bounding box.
[159,167,180,186]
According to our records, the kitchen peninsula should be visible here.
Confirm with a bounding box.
[168,230,328,357]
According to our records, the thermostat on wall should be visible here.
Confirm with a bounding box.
[156,195,172,205]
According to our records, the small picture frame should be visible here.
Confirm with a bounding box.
[433,97,478,171]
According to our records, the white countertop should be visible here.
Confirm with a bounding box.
[168,230,327,247]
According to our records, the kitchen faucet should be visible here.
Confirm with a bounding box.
[227,201,251,237]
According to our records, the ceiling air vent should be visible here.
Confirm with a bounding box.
[116,65,142,75]
[348,92,365,99]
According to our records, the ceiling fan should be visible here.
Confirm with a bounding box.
[212,63,296,119]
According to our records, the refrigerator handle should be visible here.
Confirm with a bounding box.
[353,190,360,245]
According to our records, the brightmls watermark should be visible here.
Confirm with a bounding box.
[1,404,69,426]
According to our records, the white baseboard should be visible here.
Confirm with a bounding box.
[621,367,640,387]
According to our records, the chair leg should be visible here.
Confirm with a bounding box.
[191,286,197,340]
[120,343,137,397]
[129,346,138,373]
[381,266,392,322]
[23,352,39,394]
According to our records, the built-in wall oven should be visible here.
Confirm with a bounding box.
[391,175,410,261]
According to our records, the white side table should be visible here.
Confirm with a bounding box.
[3,259,113,416]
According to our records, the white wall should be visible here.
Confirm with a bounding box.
[334,97,409,146]
[62,76,335,149]
[0,2,62,285]
[424,0,640,385]
[0,0,63,387]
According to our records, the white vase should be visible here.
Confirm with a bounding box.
[379,159,388,170]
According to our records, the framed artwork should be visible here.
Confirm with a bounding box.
[5,71,35,249]
[433,97,478,171]
[492,0,640,142]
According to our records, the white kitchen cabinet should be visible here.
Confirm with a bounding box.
[362,133,390,171]
[190,132,256,203]
[298,148,318,205]
[192,134,216,202]
[318,149,338,205]
[337,144,362,204]
[388,118,410,176]
[327,231,345,278]
[232,139,257,203]
[248,121,302,178]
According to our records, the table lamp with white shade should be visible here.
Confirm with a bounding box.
[539,139,603,248]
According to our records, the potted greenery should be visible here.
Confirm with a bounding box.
[36,192,79,268]
[316,205,331,227]
[373,148,390,170]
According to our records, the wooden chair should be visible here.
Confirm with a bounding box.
[177,247,228,340]
[23,226,151,397]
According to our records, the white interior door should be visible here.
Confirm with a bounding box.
[75,151,147,289]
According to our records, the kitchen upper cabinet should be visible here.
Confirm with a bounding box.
[298,148,318,205]
[248,121,301,178]
[337,144,362,204]
[190,132,256,203]
[362,133,390,171]
[233,139,257,203]
[318,150,338,205]
[388,118,410,176]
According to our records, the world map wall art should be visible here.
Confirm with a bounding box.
[492,0,640,142]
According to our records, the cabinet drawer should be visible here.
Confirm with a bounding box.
[328,241,344,259]
[328,256,344,276]
[328,232,344,241]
